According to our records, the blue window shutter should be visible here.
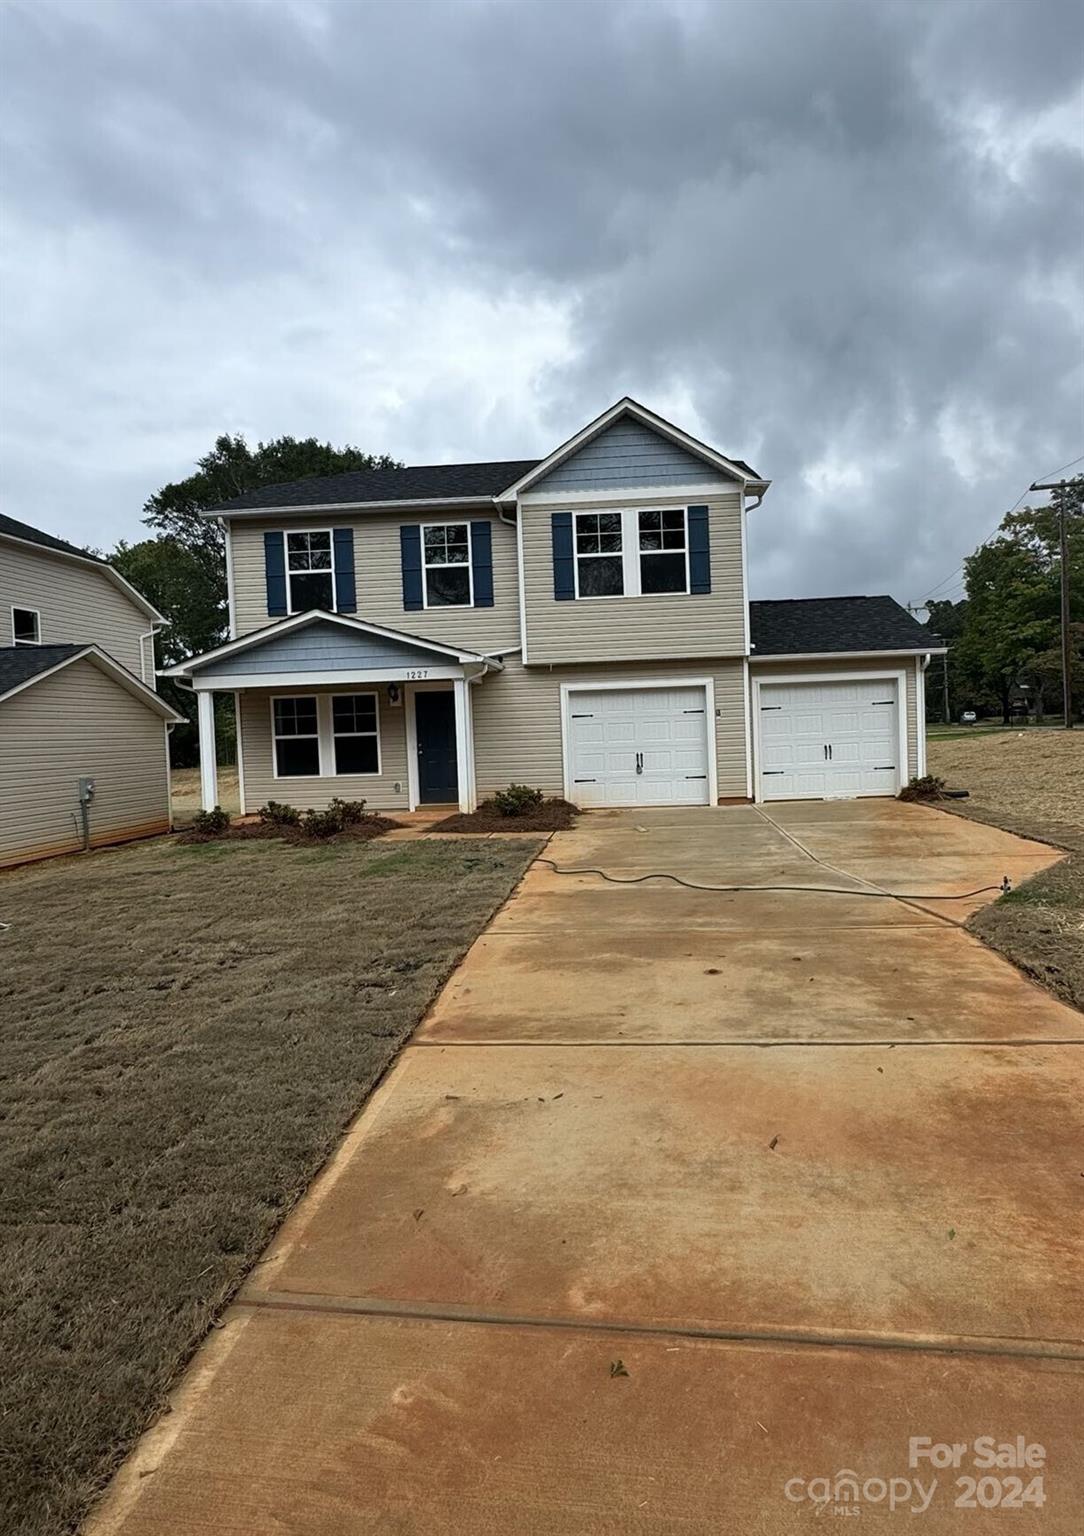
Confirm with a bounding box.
[264,531,287,615]
[333,528,356,612]
[470,520,494,607]
[400,524,423,611]
[552,512,575,601]
[688,505,711,594]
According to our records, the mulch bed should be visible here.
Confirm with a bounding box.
[432,797,579,833]
[175,815,402,846]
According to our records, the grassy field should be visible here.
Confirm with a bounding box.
[171,763,240,823]
[927,728,1083,1010]
[0,834,538,1536]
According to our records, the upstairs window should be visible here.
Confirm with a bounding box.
[12,607,40,645]
[423,524,472,606]
[272,696,320,777]
[286,531,335,612]
[638,509,689,594]
[574,512,624,598]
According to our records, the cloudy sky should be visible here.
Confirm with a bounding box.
[1,0,1081,604]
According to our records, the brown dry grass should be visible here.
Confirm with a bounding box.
[927,729,1083,1011]
[0,834,539,1536]
[170,763,240,822]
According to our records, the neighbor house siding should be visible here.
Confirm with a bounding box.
[229,511,520,653]
[532,417,727,492]
[0,541,151,681]
[749,656,921,783]
[470,653,749,799]
[0,659,170,868]
[237,685,411,812]
[520,490,746,664]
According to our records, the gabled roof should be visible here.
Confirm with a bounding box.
[202,460,540,516]
[496,397,767,502]
[0,513,167,624]
[749,596,944,657]
[161,609,506,678]
[0,645,184,720]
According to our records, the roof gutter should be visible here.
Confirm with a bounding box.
[200,495,495,521]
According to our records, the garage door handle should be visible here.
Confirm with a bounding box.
[635,752,643,775]
[823,743,833,761]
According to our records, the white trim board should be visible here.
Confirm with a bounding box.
[194,664,473,691]
[519,480,737,507]
[750,668,907,804]
[202,495,495,521]
[558,676,718,806]
[751,648,946,663]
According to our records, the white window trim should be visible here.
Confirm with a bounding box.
[330,691,382,778]
[571,508,692,600]
[269,691,383,781]
[750,668,907,804]
[11,605,41,645]
[559,677,718,805]
[283,528,337,616]
[421,521,474,610]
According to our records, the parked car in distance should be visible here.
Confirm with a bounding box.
[959,709,978,724]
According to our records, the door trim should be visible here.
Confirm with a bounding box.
[406,681,453,811]
[559,677,717,806]
[751,668,907,803]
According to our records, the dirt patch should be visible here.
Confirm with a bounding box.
[433,797,579,833]
[175,814,401,846]
[0,835,538,1536]
[927,729,1083,1012]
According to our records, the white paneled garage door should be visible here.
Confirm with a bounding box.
[757,677,902,800]
[566,685,711,806]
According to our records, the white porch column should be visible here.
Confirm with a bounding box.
[197,689,219,811]
[452,677,475,813]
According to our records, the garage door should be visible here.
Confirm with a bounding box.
[567,686,711,806]
[758,678,900,800]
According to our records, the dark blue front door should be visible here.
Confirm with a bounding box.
[415,690,459,803]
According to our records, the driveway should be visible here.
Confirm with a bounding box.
[91,802,1084,1534]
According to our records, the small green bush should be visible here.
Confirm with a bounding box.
[300,805,346,838]
[491,783,545,817]
[257,800,301,827]
[899,774,946,802]
[328,796,367,825]
[191,805,231,836]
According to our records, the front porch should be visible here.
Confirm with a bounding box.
[162,612,503,817]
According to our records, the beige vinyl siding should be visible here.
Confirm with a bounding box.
[520,491,746,664]
[0,541,151,680]
[471,653,749,799]
[749,656,921,785]
[238,686,410,813]
[0,659,170,868]
[229,512,521,653]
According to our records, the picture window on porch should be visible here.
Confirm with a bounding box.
[423,523,472,607]
[638,509,688,594]
[272,696,320,777]
[574,512,623,598]
[286,531,335,612]
[332,693,380,774]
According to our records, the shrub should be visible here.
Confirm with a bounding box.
[899,774,946,802]
[328,796,367,825]
[491,783,545,817]
[191,805,231,836]
[257,800,301,827]
[300,805,346,838]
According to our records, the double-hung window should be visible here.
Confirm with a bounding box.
[423,524,471,606]
[332,694,379,774]
[12,607,40,645]
[272,697,320,777]
[286,531,335,612]
[638,509,689,594]
[574,512,624,598]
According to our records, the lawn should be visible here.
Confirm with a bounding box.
[927,727,1083,1009]
[0,833,539,1536]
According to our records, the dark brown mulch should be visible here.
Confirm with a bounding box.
[176,815,402,846]
[432,797,579,833]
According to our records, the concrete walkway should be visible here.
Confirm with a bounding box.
[91,802,1084,1534]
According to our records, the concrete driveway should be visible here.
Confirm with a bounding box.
[92,802,1084,1534]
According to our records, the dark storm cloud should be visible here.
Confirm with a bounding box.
[1,0,1081,604]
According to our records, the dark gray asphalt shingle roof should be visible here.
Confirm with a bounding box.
[0,513,105,563]
[207,460,542,513]
[750,596,939,655]
[0,644,85,695]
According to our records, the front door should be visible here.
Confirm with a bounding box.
[415,690,459,804]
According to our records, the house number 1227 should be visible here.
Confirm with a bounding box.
[406,669,429,679]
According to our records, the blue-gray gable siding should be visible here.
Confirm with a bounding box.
[533,417,726,492]
[199,621,449,678]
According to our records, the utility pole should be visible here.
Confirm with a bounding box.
[1029,481,1077,729]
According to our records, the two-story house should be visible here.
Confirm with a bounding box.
[0,513,182,868]
[165,399,942,815]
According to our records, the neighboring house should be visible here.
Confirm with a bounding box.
[165,398,945,814]
[0,514,182,868]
